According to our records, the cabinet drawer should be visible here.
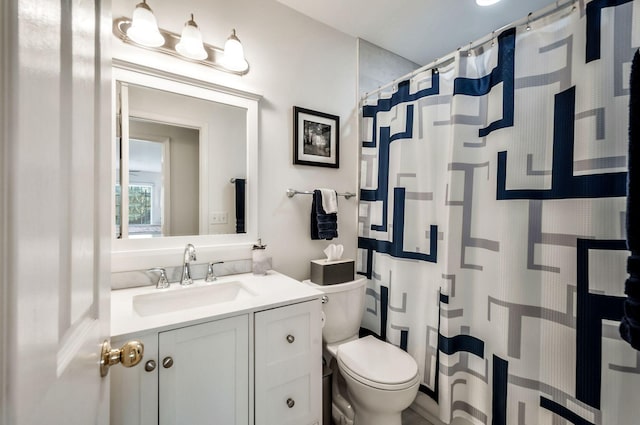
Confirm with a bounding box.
[258,374,312,425]
[261,304,312,365]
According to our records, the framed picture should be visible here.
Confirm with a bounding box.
[293,106,339,168]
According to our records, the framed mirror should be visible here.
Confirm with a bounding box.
[112,61,260,267]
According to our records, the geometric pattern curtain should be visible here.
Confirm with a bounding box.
[357,1,639,423]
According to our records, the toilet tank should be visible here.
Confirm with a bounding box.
[304,278,366,344]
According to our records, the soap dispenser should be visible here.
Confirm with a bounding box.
[252,238,271,275]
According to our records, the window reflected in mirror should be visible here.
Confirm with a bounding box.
[116,124,200,238]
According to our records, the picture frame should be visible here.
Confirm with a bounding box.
[293,106,339,168]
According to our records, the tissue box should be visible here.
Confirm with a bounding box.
[310,259,354,285]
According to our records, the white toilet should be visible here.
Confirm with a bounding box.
[305,278,420,425]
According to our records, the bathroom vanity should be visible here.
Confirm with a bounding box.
[109,272,323,425]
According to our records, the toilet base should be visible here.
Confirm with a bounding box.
[330,360,417,425]
[332,402,354,425]
[339,362,419,425]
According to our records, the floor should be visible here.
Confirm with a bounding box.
[402,408,434,425]
[326,407,433,425]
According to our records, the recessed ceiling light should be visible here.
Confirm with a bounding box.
[476,0,501,6]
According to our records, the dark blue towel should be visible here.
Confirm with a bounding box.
[311,189,338,240]
[234,178,246,234]
[620,50,640,350]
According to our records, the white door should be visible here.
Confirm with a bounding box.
[1,0,113,424]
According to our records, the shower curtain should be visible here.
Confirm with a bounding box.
[357,1,639,424]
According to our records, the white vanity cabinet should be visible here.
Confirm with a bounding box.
[110,315,249,425]
[254,300,322,425]
[110,282,323,425]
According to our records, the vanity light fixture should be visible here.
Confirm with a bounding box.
[175,14,208,61]
[126,0,164,47]
[113,2,250,75]
[222,29,249,72]
[476,0,501,6]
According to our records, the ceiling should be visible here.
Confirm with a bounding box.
[276,0,557,65]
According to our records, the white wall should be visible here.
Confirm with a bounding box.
[358,39,420,97]
[112,0,358,280]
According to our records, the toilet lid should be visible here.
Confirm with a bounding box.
[337,335,418,386]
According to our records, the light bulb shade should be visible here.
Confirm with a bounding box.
[127,1,165,47]
[222,29,249,72]
[175,17,208,60]
[476,0,501,5]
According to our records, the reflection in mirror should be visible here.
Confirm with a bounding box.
[111,63,260,264]
[115,80,247,239]
[117,120,200,238]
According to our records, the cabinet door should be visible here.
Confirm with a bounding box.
[159,315,249,425]
[255,300,322,425]
[110,333,158,425]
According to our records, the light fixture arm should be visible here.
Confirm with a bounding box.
[228,29,240,42]
[187,14,198,28]
[113,17,250,75]
[137,0,152,12]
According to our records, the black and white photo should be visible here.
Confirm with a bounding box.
[293,106,339,168]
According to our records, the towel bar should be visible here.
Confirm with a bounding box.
[286,188,356,200]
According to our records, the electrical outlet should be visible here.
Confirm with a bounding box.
[209,212,228,224]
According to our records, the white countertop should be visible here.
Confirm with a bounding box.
[111,271,322,339]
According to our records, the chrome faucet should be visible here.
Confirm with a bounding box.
[181,244,197,286]
[205,261,225,282]
[148,267,170,289]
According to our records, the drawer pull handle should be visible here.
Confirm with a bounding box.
[162,357,174,369]
[144,360,157,372]
[286,334,295,344]
[321,295,329,304]
[286,398,295,408]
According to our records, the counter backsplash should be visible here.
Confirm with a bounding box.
[111,258,253,290]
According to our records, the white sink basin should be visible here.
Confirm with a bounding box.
[133,281,256,316]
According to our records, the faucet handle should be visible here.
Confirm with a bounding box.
[148,268,169,289]
[205,261,225,282]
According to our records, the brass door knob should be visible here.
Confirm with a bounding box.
[100,340,144,377]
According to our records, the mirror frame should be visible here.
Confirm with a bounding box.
[111,60,260,271]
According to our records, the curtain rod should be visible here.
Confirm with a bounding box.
[360,0,579,103]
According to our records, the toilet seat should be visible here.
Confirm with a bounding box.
[337,336,419,391]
